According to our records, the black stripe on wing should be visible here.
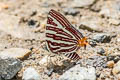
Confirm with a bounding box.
[46,40,76,53]
[46,33,78,43]
[65,52,81,61]
[46,26,73,38]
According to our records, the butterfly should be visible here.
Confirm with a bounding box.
[46,9,88,61]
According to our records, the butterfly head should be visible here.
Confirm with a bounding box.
[78,37,88,49]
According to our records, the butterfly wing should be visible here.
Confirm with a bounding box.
[46,9,83,60]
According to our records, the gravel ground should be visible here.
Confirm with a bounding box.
[0,0,120,80]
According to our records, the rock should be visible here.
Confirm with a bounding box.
[22,67,41,80]
[91,33,114,43]
[63,8,79,16]
[0,58,22,79]
[99,0,120,19]
[97,48,105,55]
[79,16,103,32]
[107,61,114,68]
[112,60,120,79]
[89,40,97,47]
[107,55,120,63]
[0,48,31,60]
[59,65,96,80]
[71,0,96,8]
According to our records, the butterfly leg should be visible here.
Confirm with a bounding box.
[45,54,61,76]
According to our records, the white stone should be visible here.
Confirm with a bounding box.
[71,0,96,7]
[22,67,41,80]
[59,65,96,80]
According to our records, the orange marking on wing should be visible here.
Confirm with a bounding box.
[78,37,88,47]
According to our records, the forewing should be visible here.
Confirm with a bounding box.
[49,9,84,40]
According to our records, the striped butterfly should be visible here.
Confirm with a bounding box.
[46,9,88,61]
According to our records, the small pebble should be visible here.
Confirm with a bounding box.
[89,40,97,47]
[107,61,114,68]
[97,48,105,55]
[107,55,120,63]
[22,67,41,80]
[28,19,36,26]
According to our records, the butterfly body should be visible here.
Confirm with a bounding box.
[46,9,87,61]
